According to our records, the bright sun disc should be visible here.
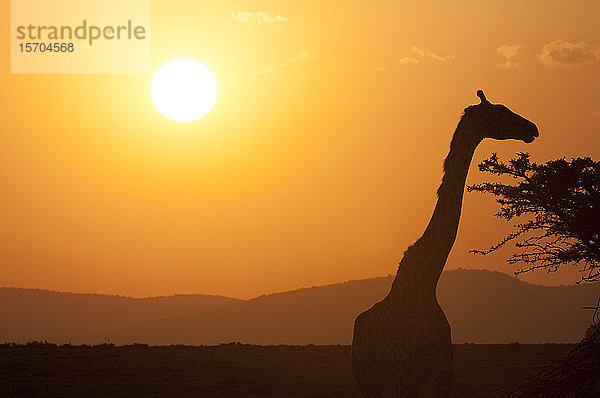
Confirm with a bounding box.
[151,59,218,122]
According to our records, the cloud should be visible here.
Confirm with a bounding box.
[377,46,454,70]
[538,40,600,67]
[382,46,455,69]
[409,46,455,64]
[396,57,419,65]
[246,50,310,76]
[498,44,523,59]
[590,111,600,119]
[232,11,289,27]
[496,44,524,69]
[497,60,522,70]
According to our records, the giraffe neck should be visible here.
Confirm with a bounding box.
[389,118,482,300]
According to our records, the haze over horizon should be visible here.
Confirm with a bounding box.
[2,1,600,299]
[3,269,598,345]
[0,267,588,300]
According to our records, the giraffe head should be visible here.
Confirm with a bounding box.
[464,90,539,143]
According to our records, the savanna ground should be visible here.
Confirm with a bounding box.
[0,342,574,397]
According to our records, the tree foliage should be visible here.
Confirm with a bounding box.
[469,153,600,397]
[511,318,600,397]
[468,153,600,283]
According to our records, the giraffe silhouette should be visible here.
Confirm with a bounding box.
[351,91,539,397]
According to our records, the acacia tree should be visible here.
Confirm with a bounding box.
[468,153,600,397]
[468,153,600,282]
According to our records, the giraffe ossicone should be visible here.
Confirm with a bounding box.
[477,89,488,103]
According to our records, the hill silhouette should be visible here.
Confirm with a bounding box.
[2,269,598,345]
[0,288,240,343]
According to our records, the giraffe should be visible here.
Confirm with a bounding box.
[351,90,539,397]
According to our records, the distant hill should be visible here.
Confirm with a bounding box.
[86,269,599,345]
[2,269,599,345]
[0,288,241,343]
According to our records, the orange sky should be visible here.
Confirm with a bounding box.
[1,0,600,298]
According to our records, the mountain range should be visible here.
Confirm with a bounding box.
[2,269,598,345]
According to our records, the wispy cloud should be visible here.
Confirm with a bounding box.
[408,46,456,64]
[246,50,310,76]
[538,40,600,67]
[378,46,455,70]
[497,44,524,69]
[396,57,419,65]
[232,11,289,28]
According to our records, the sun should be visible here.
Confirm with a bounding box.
[151,59,218,122]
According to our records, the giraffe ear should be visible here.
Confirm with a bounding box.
[477,90,489,104]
